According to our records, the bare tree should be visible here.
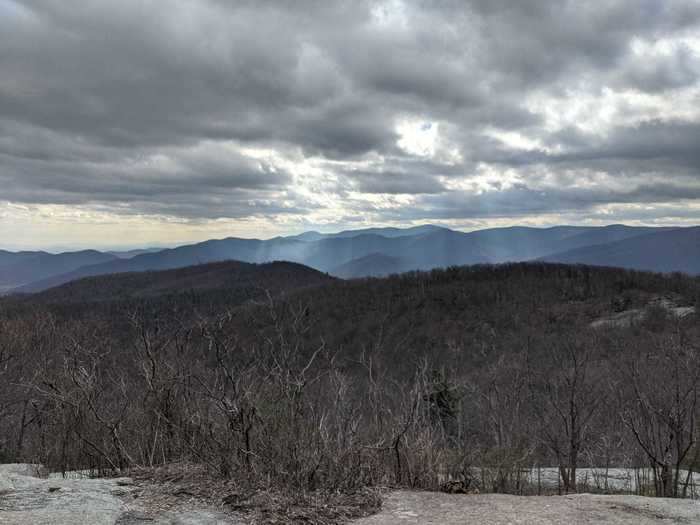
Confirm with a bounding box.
[529,334,602,493]
[471,351,535,493]
[620,328,699,497]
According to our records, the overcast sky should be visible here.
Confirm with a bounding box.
[2,0,700,250]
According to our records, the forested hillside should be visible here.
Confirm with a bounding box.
[25,260,334,305]
[1,263,699,500]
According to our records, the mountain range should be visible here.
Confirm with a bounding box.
[2,224,698,293]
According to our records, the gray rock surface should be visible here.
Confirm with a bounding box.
[8,464,698,524]
[352,490,700,524]
[0,464,131,524]
[0,464,235,524]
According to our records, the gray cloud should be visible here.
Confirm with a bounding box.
[1,0,700,237]
[344,169,446,195]
[383,182,700,222]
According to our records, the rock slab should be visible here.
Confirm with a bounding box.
[352,490,700,525]
[0,464,233,524]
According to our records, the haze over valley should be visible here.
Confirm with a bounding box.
[3,223,700,294]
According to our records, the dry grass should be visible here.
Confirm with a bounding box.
[127,463,383,524]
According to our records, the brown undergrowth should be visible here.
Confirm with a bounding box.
[127,463,383,524]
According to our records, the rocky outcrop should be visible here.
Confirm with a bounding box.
[0,464,129,524]
[0,464,234,524]
[353,490,700,524]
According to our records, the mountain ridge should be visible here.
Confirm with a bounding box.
[5,224,695,293]
[24,259,335,304]
[540,226,700,274]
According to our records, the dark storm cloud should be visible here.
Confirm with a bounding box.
[344,169,446,195]
[559,120,700,168]
[1,0,700,224]
[0,141,295,218]
[384,182,700,222]
[460,0,700,88]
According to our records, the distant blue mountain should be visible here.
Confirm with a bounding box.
[327,224,448,239]
[331,253,411,278]
[6,223,695,293]
[107,248,165,259]
[540,227,700,274]
[1,250,118,289]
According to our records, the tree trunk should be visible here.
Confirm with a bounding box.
[660,464,673,497]
[569,444,578,492]
[15,399,29,458]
